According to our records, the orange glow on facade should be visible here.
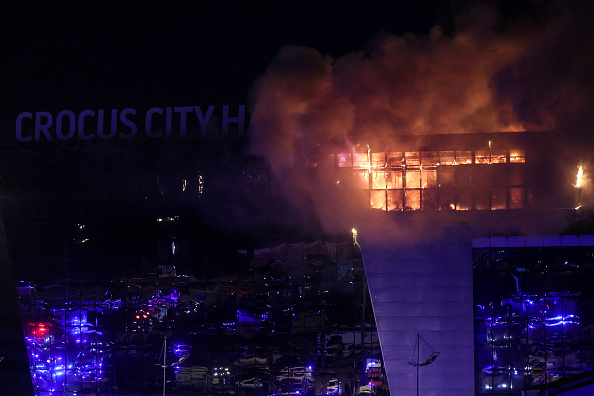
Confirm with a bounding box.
[334,147,526,211]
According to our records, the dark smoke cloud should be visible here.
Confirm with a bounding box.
[492,1,594,150]
[248,0,594,235]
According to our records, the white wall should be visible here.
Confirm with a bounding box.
[360,224,475,396]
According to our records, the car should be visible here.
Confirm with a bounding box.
[356,388,374,396]
[275,378,311,396]
[241,377,264,390]
[327,378,340,395]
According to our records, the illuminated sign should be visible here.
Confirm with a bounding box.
[15,105,250,143]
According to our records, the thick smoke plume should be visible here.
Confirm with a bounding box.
[248,1,594,235]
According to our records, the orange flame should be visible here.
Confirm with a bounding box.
[576,165,583,189]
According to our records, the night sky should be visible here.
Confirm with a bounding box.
[3,1,592,144]
[1,1,455,112]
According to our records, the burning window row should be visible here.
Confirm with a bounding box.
[332,149,525,168]
[337,166,528,212]
[330,149,528,211]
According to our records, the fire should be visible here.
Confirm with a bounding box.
[576,165,583,189]
[574,164,584,210]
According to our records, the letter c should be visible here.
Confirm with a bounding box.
[16,112,33,142]
[78,110,96,140]
[145,107,163,138]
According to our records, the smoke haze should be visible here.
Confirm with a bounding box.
[247,0,594,236]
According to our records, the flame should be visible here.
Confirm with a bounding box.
[576,165,583,189]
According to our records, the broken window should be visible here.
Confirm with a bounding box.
[406,169,421,189]
[491,150,507,164]
[421,151,438,166]
[491,188,508,210]
[510,187,525,209]
[404,190,421,211]
[439,151,456,165]
[439,190,456,210]
[510,149,525,163]
[386,169,403,189]
[473,189,490,211]
[457,189,472,210]
[509,166,525,186]
[475,150,490,164]
[421,168,438,188]
[353,152,368,169]
[387,190,403,211]
[405,151,420,166]
[387,152,403,167]
[371,152,386,168]
[370,190,386,210]
[371,171,387,190]
[456,151,473,164]
[438,167,455,187]
[421,189,438,210]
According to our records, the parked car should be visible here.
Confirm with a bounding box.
[327,378,340,395]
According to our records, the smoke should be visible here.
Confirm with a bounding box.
[492,0,594,153]
[247,0,594,236]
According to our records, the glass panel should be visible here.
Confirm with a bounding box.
[510,149,525,163]
[440,189,456,210]
[524,272,544,295]
[492,273,517,296]
[386,169,403,189]
[404,190,420,211]
[491,150,508,164]
[455,167,471,186]
[387,190,403,211]
[371,171,386,189]
[420,151,438,166]
[386,152,403,167]
[491,248,509,272]
[439,151,456,165]
[457,189,472,211]
[353,152,368,168]
[456,150,473,164]
[473,166,497,186]
[371,152,385,168]
[491,369,511,393]
[474,190,490,211]
[370,190,386,210]
[474,272,491,297]
[491,188,508,210]
[474,248,491,271]
[421,189,438,210]
[405,151,420,166]
[476,150,490,164]
[421,168,437,188]
[510,188,524,209]
[509,166,525,186]
[438,167,454,187]
[405,170,420,189]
